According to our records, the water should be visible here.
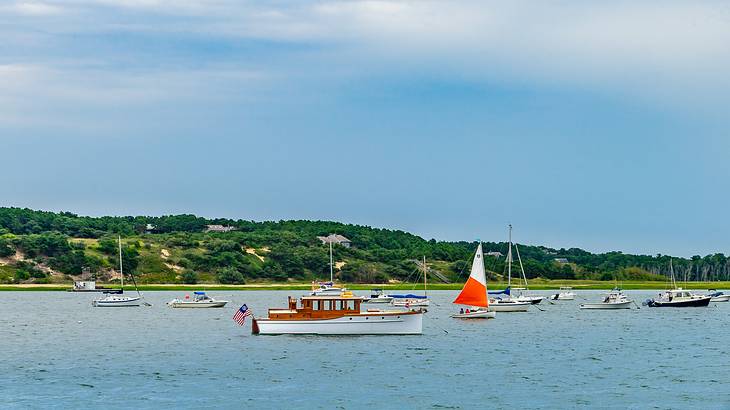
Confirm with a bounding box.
[3,290,730,409]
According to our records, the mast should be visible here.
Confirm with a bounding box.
[507,224,512,288]
[515,243,528,288]
[118,235,124,289]
[670,258,677,289]
[329,237,334,283]
[423,255,427,297]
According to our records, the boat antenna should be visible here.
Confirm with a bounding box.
[669,258,677,289]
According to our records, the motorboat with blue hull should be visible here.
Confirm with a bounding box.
[645,289,712,307]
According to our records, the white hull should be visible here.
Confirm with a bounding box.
[254,312,423,335]
[489,301,530,312]
[92,296,141,307]
[710,295,730,302]
[391,299,430,307]
[515,295,544,304]
[168,300,228,308]
[365,297,393,304]
[451,310,496,319]
[580,301,632,309]
[552,294,575,300]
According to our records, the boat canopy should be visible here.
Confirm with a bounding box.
[488,287,511,295]
[194,291,206,295]
[389,294,427,299]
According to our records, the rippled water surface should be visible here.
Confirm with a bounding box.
[3,290,730,409]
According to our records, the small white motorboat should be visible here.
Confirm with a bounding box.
[364,289,393,304]
[551,286,576,300]
[707,291,730,302]
[580,289,633,309]
[167,291,229,308]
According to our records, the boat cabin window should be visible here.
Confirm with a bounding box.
[323,300,332,310]
[312,300,319,310]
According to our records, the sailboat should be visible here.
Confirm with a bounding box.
[451,242,496,319]
[645,259,711,307]
[310,238,347,296]
[511,230,544,305]
[391,256,430,307]
[489,225,531,312]
[92,236,144,307]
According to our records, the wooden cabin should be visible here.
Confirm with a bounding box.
[267,295,365,320]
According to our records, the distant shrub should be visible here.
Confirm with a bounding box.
[216,267,245,284]
[181,270,198,284]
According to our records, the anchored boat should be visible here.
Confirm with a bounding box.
[451,242,496,319]
[167,291,229,308]
[707,291,730,302]
[92,236,145,307]
[390,256,430,307]
[645,260,711,307]
[252,295,424,335]
[487,226,535,312]
[310,239,347,296]
[363,289,393,304]
[580,289,633,309]
[550,287,576,301]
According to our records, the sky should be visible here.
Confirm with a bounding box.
[2,0,730,257]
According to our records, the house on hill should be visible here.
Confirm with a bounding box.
[205,224,237,233]
[317,234,352,248]
[554,258,569,264]
[485,251,504,258]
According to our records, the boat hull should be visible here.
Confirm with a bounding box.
[253,311,423,335]
[516,296,544,305]
[364,297,393,304]
[451,310,496,319]
[168,301,228,308]
[92,297,141,307]
[647,297,712,307]
[580,301,632,310]
[489,302,530,312]
[391,299,430,307]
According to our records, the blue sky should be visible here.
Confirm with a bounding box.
[2,1,730,256]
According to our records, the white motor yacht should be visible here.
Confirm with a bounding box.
[167,291,229,308]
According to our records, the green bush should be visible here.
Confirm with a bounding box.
[181,270,198,284]
[216,267,245,284]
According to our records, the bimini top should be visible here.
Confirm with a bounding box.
[194,291,206,295]
[389,294,427,299]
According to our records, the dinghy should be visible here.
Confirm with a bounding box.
[451,243,496,319]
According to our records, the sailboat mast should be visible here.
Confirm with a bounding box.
[423,255,427,297]
[118,235,124,289]
[515,243,528,287]
[507,224,512,288]
[329,238,334,283]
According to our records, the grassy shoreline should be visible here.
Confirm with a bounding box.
[2,280,729,291]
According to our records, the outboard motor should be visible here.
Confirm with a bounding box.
[642,298,653,306]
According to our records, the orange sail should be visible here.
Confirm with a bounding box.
[453,243,489,308]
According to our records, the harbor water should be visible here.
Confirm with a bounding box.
[4,290,730,409]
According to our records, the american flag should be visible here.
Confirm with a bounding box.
[233,304,252,326]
